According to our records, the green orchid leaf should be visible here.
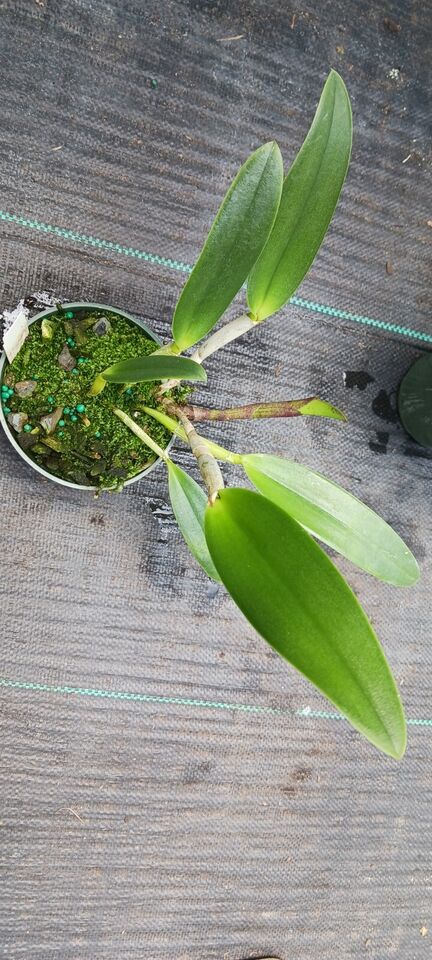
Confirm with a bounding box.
[242,454,419,587]
[247,70,352,321]
[168,461,221,582]
[205,489,406,759]
[398,353,432,448]
[101,355,207,384]
[298,397,346,420]
[172,141,283,351]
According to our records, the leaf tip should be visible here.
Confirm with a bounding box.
[378,688,407,760]
[299,398,347,421]
[193,362,208,383]
[388,722,407,761]
[327,67,347,90]
[399,552,421,587]
[261,138,278,152]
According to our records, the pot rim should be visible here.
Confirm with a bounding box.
[0,301,173,490]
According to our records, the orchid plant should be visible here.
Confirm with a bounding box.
[92,71,419,759]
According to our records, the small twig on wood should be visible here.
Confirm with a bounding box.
[216,34,245,42]
[68,807,86,824]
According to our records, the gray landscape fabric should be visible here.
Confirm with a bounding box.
[0,2,431,958]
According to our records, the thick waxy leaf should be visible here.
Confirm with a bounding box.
[242,454,419,586]
[398,353,432,448]
[101,355,207,384]
[168,461,221,581]
[205,489,406,758]
[172,141,283,350]
[247,71,352,321]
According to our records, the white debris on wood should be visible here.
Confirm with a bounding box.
[1,290,65,361]
[388,67,402,83]
[31,290,62,308]
[1,290,62,332]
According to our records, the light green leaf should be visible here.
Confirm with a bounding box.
[298,397,346,420]
[101,355,207,384]
[172,141,283,351]
[205,489,406,759]
[242,454,419,586]
[247,70,352,321]
[168,461,221,581]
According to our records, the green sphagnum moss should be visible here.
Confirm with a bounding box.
[2,307,186,489]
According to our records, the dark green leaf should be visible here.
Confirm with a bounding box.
[168,461,221,581]
[247,70,352,321]
[205,489,406,759]
[398,353,432,448]
[101,355,207,384]
[242,454,419,586]
[172,141,283,350]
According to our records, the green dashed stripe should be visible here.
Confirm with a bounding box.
[0,210,192,274]
[290,295,432,344]
[1,209,431,345]
[0,677,430,728]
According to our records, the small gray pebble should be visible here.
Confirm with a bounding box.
[92,317,111,336]
[40,406,63,434]
[57,344,76,371]
[7,411,28,433]
[206,582,219,599]
[14,379,37,398]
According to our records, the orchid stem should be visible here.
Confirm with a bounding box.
[157,313,258,396]
[142,406,242,464]
[190,313,258,364]
[175,410,225,504]
[172,398,346,422]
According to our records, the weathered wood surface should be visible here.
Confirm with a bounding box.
[0,1,431,958]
